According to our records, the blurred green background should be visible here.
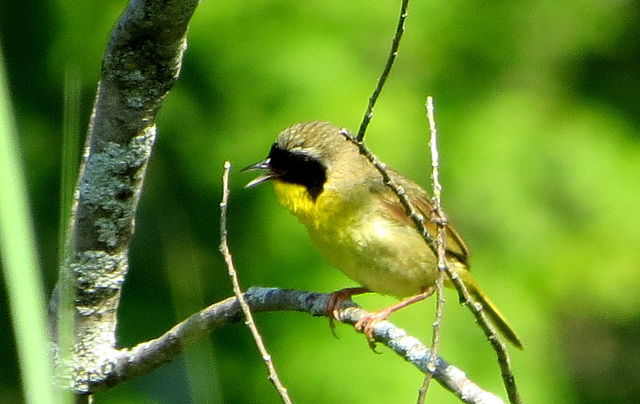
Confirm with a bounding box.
[1,0,640,402]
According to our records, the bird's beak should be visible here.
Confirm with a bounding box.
[242,158,278,188]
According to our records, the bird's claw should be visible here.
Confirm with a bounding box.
[325,287,370,338]
[354,311,389,352]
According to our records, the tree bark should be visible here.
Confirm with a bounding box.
[50,0,199,394]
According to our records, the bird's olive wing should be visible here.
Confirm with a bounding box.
[376,169,470,266]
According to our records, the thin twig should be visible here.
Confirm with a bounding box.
[427,98,447,376]
[219,162,293,404]
[417,97,448,403]
[442,273,522,404]
[356,0,410,142]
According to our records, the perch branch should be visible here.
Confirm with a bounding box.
[83,287,504,403]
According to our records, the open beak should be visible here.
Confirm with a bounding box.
[242,158,278,188]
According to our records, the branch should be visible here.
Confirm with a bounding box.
[50,0,200,394]
[89,287,504,403]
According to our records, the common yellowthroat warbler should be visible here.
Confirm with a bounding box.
[244,121,523,348]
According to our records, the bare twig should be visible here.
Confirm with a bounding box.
[427,96,447,378]
[219,162,292,404]
[417,96,448,403]
[343,0,525,384]
[356,0,410,142]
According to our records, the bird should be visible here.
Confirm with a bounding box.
[243,121,523,349]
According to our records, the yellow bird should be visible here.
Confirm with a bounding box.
[244,121,522,348]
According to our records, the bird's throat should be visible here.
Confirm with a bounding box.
[272,180,346,230]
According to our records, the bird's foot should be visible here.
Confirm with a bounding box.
[355,288,435,350]
[325,287,370,337]
[354,309,395,351]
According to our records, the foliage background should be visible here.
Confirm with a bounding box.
[1,0,639,402]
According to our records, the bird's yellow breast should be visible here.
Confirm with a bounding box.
[271,180,438,298]
[273,180,357,225]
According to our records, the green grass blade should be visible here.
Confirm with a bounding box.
[0,45,57,403]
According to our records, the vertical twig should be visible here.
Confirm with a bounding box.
[417,97,447,403]
[356,0,410,142]
[219,161,293,404]
[426,98,447,369]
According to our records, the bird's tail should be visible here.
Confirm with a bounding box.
[457,271,524,349]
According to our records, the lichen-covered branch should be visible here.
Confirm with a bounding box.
[50,0,200,394]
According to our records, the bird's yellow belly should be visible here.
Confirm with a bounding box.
[308,215,438,298]
[273,181,438,298]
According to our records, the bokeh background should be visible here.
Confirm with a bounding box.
[2,0,640,402]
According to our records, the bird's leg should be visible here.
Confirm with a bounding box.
[326,287,371,336]
[356,287,435,348]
